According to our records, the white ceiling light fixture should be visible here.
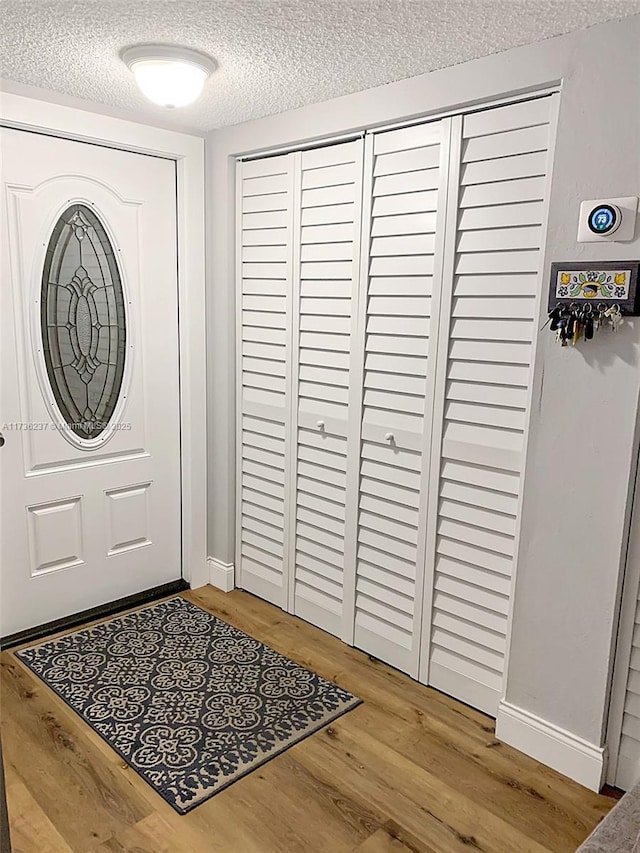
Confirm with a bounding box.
[122,44,216,108]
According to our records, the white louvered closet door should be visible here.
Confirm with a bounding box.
[351,121,450,676]
[237,154,294,608]
[607,456,640,791]
[421,95,558,715]
[290,140,363,637]
[612,569,640,791]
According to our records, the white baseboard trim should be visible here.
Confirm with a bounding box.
[207,557,235,593]
[496,700,607,791]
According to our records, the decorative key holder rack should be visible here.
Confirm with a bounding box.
[546,261,640,346]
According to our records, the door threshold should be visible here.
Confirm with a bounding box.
[0,579,190,650]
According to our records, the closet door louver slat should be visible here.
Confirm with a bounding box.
[352,121,449,676]
[614,589,640,789]
[237,154,294,607]
[422,95,557,716]
[609,456,640,790]
[291,140,363,637]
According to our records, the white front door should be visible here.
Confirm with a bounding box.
[1,128,182,637]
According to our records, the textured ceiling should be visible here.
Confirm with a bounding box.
[2,1,639,132]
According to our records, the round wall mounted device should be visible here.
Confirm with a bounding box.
[587,203,621,235]
[577,197,637,242]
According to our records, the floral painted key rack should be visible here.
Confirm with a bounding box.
[546,261,640,346]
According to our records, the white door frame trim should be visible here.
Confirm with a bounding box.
[0,88,208,590]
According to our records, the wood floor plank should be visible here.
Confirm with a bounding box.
[2,586,618,853]
[349,696,598,848]
[188,773,312,852]
[88,812,216,853]
[187,589,612,845]
[185,749,379,853]
[1,655,152,851]
[236,750,380,849]
[4,768,74,853]
[294,721,553,853]
[355,824,439,853]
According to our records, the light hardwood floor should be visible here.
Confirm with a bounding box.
[1,586,619,853]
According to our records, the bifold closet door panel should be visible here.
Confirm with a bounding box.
[235,97,558,722]
[291,140,363,637]
[423,95,558,715]
[353,121,449,676]
[237,154,293,608]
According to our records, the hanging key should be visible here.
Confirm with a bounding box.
[572,316,582,346]
[610,304,624,332]
[584,306,594,340]
[544,305,562,332]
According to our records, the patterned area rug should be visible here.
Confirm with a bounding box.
[16,597,361,813]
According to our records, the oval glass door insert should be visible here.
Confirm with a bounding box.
[41,204,126,441]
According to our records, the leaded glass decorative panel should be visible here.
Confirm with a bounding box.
[41,204,126,440]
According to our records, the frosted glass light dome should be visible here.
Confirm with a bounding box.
[122,45,216,108]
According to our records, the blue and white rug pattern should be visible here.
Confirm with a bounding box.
[16,597,361,813]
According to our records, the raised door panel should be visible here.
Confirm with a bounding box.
[423,95,558,715]
[237,154,293,607]
[353,121,449,675]
[292,140,363,636]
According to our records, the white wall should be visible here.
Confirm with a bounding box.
[206,15,640,781]
[501,16,640,758]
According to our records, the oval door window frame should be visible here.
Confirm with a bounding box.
[33,196,134,452]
